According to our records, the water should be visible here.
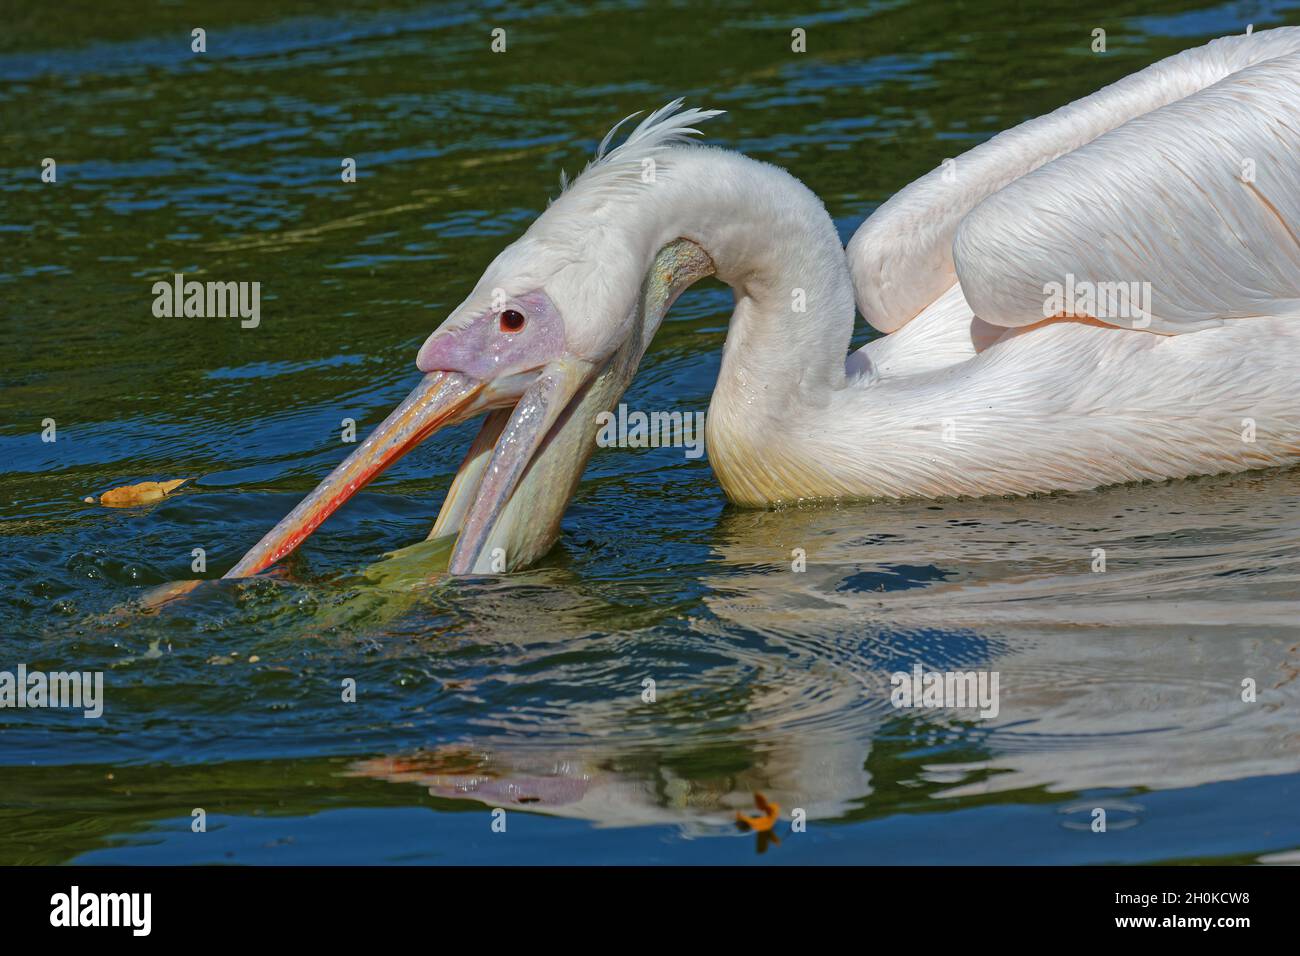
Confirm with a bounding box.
[2,0,1299,865]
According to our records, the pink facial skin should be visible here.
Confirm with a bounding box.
[416,289,567,381]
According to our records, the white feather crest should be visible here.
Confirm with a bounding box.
[555,98,724,200]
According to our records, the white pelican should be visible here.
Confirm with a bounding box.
[227,27,1300,577]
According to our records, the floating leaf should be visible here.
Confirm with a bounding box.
[735,791,780,832]
[97,479,189,508]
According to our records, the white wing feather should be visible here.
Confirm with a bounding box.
[956,51,1300,332]
[847,27,1300,334]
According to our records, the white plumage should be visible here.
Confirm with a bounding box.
[577,28,1300,506]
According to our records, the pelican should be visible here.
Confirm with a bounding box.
[226,28,1300,578]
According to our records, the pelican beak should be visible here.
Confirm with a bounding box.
[222,371,487,579]
[223,354,600,580]
[445,355,595,573]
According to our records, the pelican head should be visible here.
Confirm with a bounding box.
[226,102,720,578]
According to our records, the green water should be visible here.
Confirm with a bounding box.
[2,0,1298,864]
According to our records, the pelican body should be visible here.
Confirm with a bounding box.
[228,28,1300,577]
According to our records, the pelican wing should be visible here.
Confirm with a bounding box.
[848,27,1300,334]
[955,51,1300,332]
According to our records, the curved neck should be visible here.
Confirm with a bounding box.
[592,150,857,509]
[608,147,863,502]
[553,145,857,504]
[609,148,856,399]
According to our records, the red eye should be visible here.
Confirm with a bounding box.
[499,309,526,333]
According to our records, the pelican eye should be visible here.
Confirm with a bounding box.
[499,309,526,333]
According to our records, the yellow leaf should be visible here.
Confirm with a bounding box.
[97,479,189,508]
[735,791,780,832]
